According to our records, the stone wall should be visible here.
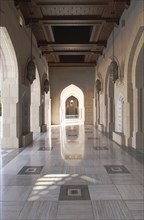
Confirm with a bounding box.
[50,67,95,125]
[0,0,50,147]
[95,0,144,150]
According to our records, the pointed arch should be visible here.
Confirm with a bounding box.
[104,60,115,137]
[0,27,19,147]
[60,84,85,124]
[126,27,144,148]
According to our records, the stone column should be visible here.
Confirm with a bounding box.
[1,79,19,148]
[40,94,47,132]
[21,88,33,147]
[135,88,144,151]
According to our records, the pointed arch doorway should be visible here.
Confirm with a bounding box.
[65,96,79,118]
[60,84,85,124]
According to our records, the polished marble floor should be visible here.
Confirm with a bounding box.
[0,125,144,220]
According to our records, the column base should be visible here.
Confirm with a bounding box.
[113,132,125,146]
[109,122,115,139]
[136,131,144,151]
[22,132,33,147]
[1,137,19,148]
[41,124,47,132]
[97,124,104,132]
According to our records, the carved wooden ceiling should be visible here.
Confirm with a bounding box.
[15,0,130,66]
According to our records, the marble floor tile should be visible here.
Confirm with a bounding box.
[1,160,28,175]
[4,175,38,186]
[116,185,144,200]
[28,185,60,201]
[125,200,144,220]
[68,174,112,185]
[18,201,58,220]
[57,201,94,219]
[84,167,107,175]
[92,200,134,220]
[89,185,122,200]
[0,202,25,220]
[0,149,24,168]
[0,149,14,158]
[62,165,85,175]
[110,174,140,185]
[0,175,13,186]
[0,186,32,201]
[130,170,144,185]
[124,162,144,171]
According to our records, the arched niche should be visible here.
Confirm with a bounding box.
[65,96,79,118]
[104,62,115,137]
[60,84,84,124]
[0,27,19,147]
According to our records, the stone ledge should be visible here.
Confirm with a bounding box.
[113,131,125,145]
[97,124,104,132]
[1,137,19,148]
[22,132,33,147]
[41,124,47,132]
[134,131,144,151]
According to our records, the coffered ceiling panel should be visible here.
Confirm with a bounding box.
[15,0,131,66]
[52,26,92,43]
[41,5,104,16]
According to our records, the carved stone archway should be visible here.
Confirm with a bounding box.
[60,84,84,124]
[0,27,19,147]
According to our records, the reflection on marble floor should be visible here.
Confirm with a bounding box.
[0,124,144,220]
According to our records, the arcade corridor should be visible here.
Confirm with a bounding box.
[0,0,144,219]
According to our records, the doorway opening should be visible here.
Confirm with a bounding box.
[65,96,79,119]
[60,84,84,124]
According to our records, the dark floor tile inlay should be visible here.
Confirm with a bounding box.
[85,131,93,133]
[94,146,108,150]
[68,134,77,137]
[18,166,43,175]
[104,165,130,174]
[38,147,51,151]
[59,185,90,200]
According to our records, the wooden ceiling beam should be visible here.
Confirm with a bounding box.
[36,0,130,6]
[38,41,107,47]
[15,0,130,4]
[25,16,119,25]
[36,1,109,6]
[48,62,96,67]
[42,50,102,55]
